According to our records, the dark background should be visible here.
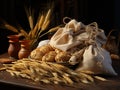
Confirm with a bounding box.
[0,0,119,54]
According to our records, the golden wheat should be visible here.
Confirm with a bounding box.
[4,24,19,33]
[38,13,45,30]
[25,7,34,30]
[0,2,56,50]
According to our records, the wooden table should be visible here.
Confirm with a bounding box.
[0,53,120,90]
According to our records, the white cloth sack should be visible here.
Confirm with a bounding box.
[76,45,117,76]
[37,40,50,48]
[49,20,107,51]
[49,19,116,76]
[49,19,85,51]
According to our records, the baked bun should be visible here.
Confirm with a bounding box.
[42,51,57,62]
[30,44,54,60]
[29,49,44,60]
[55,52,71,63]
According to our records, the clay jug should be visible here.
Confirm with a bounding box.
[7,35,20,60]
[18,40,31,59]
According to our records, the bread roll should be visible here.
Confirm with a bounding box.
[30,49,44,60]
[42,51,56,62]
[55,52,71,63]
[30,44,54,60]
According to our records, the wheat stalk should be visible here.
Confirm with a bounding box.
[38,13,45,30]
[31,23,38,39]
[4,24,19,33]
[39,25,62,39]
[0,2,55,50]
[41,20,50,31]
[42,9,51,29]
[25,7,34,30]
[0,20,19,33]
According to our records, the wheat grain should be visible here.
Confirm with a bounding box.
[4,24,19,33]
[42,9,51,27]
[38,13,45,30]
